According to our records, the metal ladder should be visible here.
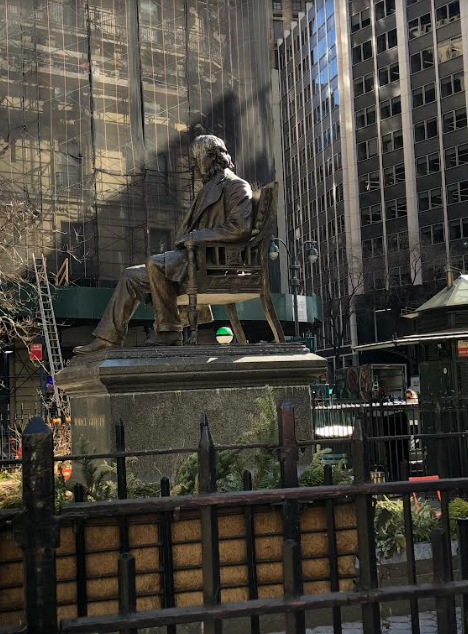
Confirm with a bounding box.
[32,253,69,417]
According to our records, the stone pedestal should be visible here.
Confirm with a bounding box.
[56,343,326,479]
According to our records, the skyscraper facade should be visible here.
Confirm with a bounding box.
[279,0,468,369]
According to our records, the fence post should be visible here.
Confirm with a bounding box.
[73,483,88,617]
[115,418,130,553]
[351,416,381,634]
[432,529,457,632]
[22,416,58,634]
[279,402,305,634]
[324,465,342,634]
[243,470,260,634]
[160,476,176,634]
[400,460,420,634]
[118,552,137,634]
[198,414,222,634]
[458,518,468,634]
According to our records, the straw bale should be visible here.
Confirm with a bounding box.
[257,583,283,598]
[0,610,24,626]
[175,591,203,607]
[87,576,118,600]
[220,564,248,586]
[302,557,329,579]
[57,527,75,554]
[339,578,355,591]
[304,580,330,594]
[135,572,160,594]
[301,507,327,531]
[56,555,76,580]
[256,561,283,584]
[0,587,23,610]
[172,518,201,542]
[137,595,161,611]
[254,535,282,560]
[129,522,159,546]
[174,568,202,591]
[301,532,328,557]
[57,605,77,621]
[86,551,119,576]
[173,543,202,567]
[0,560,22,584]
[254,511,282,535]
[132,546,160,572]
[85,525,119,550]
[336,529,358,553]
[87,599,118,616]
[338,554,356,576]
[335,504,357,528]
[218,514,245,538]
[221,587,249,602]
[219,538,246,564]
[56,580,77,603]
[0,535,21,562]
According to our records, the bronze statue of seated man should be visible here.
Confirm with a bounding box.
[74,135,253,354]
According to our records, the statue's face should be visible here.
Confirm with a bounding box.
[191,145,214,180]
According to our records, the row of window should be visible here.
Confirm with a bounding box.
[361,196,408,227]
[357,132,403,160]
[408,2,460,40]
[355,96,401,128]
[354,63,400,97]
[352,29,398,65]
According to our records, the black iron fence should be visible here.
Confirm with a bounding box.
[312,395,468,482]
[1,403,468,633]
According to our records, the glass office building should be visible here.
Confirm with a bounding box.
[279,0,468,366]
[0,0,274,283]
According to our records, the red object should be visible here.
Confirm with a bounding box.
[457,340,468,358]
[29,343,43,361]
[409,475,441,508]
[61,467,72,481]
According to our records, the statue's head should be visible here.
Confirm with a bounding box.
[190,135,234,183]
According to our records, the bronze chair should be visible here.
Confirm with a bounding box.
[178,181,286,345]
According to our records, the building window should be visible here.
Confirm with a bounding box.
[354,72,375,96]
[336,183,344,203]
[379,62,399,86]
[380,96,401,119]
[445,143,468,169]
[447,180,468,204]
[436,1,461,27]
[443,108,467,133]
[362,236,384,258]
[361,203,382,226]
[410,48,434,73]
[375,0,396,20]
[352,40,373,65]
[382,129,403,153]
[384,163,405,186]
[386,197,407,220]
[412,82,436,108]
[357,138,378,160]
[292,0,302,10]
[408,13,432,40]
[356,105,376,128]
[359,170,380,193]
[377,28,397,54]
[420,224,444,244]
[449,217,468,241]
[416,152,440,176]
[418,188,442,212]
[351,8,371,33]
[414,117,438,143]
[440,72,465,98]
[387,231,408,253]
[272,0,282,9]
[334,151,342,171]
[438,36,463,63]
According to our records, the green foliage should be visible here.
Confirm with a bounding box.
[374,496,440,559]
[299,446,351,487]
[449,497,468,536]
[171,450,243,496]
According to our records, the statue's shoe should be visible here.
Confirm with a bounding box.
[73,338,117,355]
[143,330,183,346]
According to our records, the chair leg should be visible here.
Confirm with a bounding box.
[227,303,247,344]
[188,293,198,345]
[261,290,286,343]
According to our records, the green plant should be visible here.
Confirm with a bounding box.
[374,496,440,559]
[449,497,468,536]
[299,446,352,487]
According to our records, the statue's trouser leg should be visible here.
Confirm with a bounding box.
[147,257,182,332]
[93,264,149,344]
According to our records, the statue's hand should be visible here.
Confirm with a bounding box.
[175,234,190,249]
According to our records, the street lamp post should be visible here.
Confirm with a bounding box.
[269,236,319,338]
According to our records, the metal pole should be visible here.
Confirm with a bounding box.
[291,256,300,338]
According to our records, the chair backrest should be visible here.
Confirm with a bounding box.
[250,182,278,246]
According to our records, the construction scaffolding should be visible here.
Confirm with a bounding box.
[0,0,274,285]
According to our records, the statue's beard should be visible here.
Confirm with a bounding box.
[201,165,224,184]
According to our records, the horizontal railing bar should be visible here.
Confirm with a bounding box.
[60,580,468,632]
[59,477,468,519]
